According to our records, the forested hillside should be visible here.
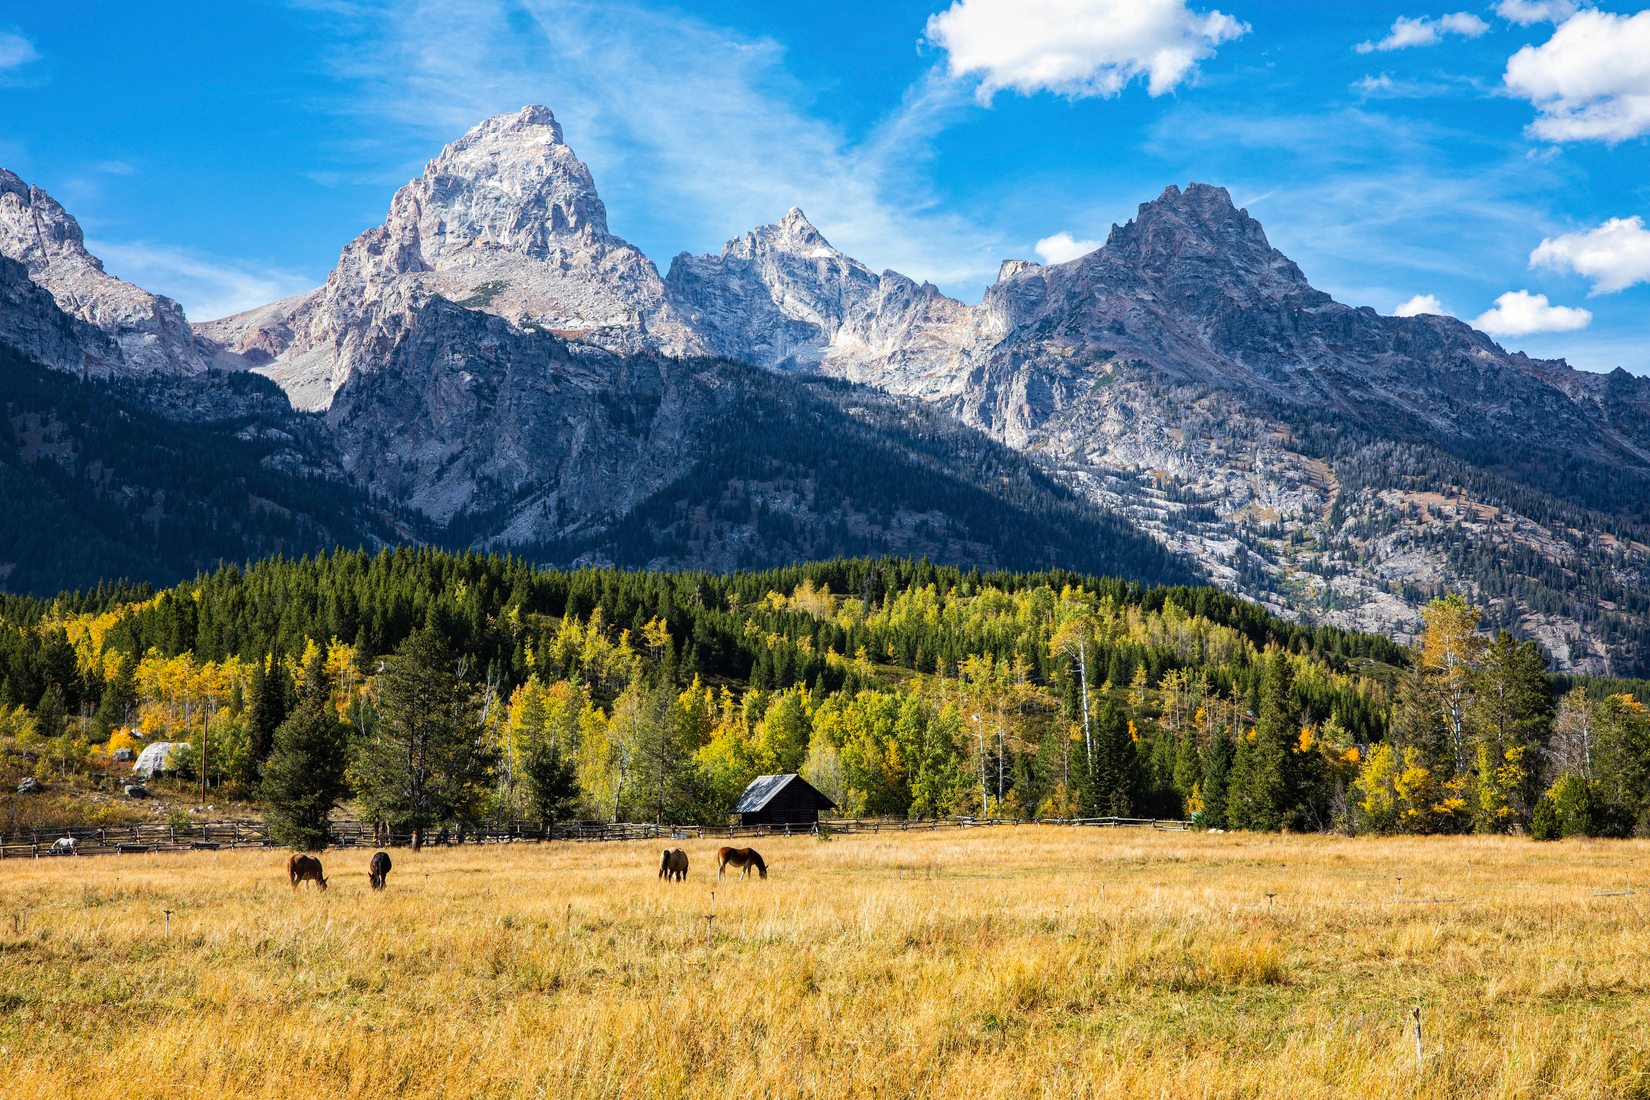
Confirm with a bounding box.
[0,551,1643,840]
[0,346,404,593]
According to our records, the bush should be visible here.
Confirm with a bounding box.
[1548,773,1596,838]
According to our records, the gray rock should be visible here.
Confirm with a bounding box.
[0,170,210,375]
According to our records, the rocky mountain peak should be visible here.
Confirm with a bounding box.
[202,104,697,410]
[386,104,610,265]
[0,169,206,374]
[1101,181,1306,289]
[0,169,91,270]
[718,206,851,268]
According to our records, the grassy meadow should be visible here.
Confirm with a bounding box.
[1,827,1648,1099]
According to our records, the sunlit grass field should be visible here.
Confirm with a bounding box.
[2,826,1649,1099]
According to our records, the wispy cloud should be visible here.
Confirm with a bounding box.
[1356,12,1488,53]
[1495,0,1579,27]
[294,0,1004,291]
[0,30,38,71]
[0,28,43,86]
[88,240,314,322]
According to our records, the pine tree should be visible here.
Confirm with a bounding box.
[93,656,136,740]
[36,685,66,741]
[259,653,350,852]
[1198,731,1233,829]
[1227,649,1293,831]
[353,629,494,850]
[1467,631,1550,832]
[246,652,290,768]
[1089,697,1138,817]
[523,735,580,828]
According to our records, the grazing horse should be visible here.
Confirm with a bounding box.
[368,850,392,891]
[287,853,328,891]
[716,846,768,880]
[658,847,689,881]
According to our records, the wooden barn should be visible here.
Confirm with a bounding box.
[731,773,836,827]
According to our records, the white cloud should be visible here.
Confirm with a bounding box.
[1505,10,1650,143]
[0,31,38,71]
[1472,289,1592,336]
[1495,0,1580,26]
[925,0,1247,103]
[1531,216,1650,294]
[1394,293,1450,316]
[297,0,1004,291]
[1357,12,1489,53]
[88,240,314,322]
[1033,231,1101,264]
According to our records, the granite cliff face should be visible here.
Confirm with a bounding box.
[201,106,700,411]
[0,170,209,375]
[664,208,978,393]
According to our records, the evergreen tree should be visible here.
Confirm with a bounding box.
[259,652,350,852]
[92,656,136,740]
[1467,631,1550,832]
[246,653,290,768]
[1592,694,1650,836]
[1227,649,1294,831]
[523,734,581,828]
[1198,731,1233,829]
[36,685,67,741]
[1089,697,1139,817]
[353,629,494,850]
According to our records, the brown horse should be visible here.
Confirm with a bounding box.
[287,853,327,891]
[659,847,688,881]
[368,850,392,891]
[716,846,768,879]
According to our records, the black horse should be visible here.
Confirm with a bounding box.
[368,850,392,891]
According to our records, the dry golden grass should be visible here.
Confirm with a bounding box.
[3,827,1650,1099]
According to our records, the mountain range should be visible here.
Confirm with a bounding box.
[2,105,1647,674]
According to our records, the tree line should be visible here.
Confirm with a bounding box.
[0,550,1644,842]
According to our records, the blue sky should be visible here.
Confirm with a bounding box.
[2,0,1648,372]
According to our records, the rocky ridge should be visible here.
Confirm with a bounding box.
[201,106,700,410]
[0,170,210,376]
[4,108,1649,671]
[664,207,980,393]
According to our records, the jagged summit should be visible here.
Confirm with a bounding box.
[665,204,972,379]
[1098,181,1309,291]
[202,104,698,409]
[399,104,611,261]
[8,106,1650,673]
[0,169,207,374]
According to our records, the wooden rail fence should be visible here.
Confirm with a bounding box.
[0,815,1190,861]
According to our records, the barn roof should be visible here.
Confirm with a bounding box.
[732,773,836,813]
